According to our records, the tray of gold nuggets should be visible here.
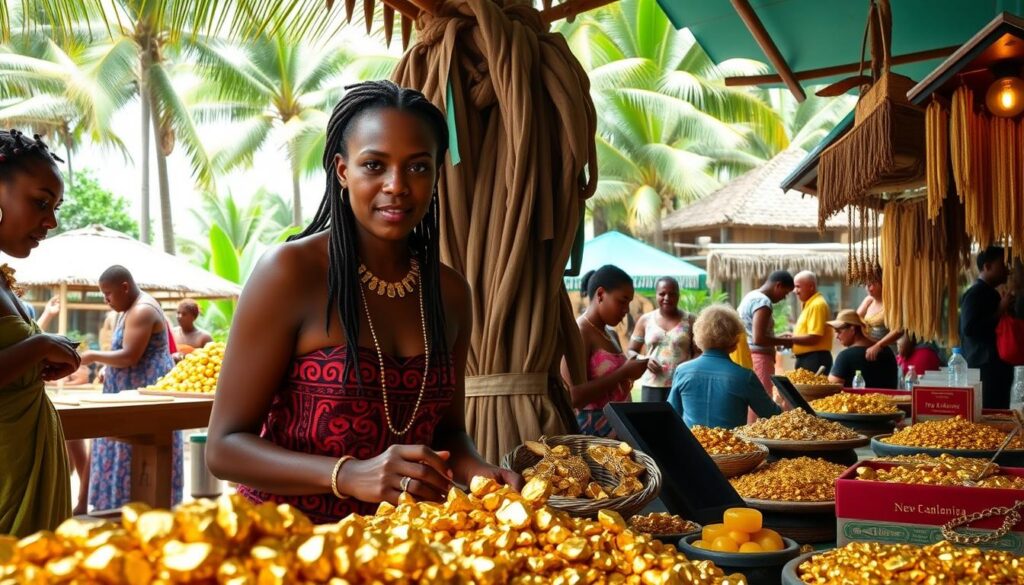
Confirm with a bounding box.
[735,409,869,451]
[628,512,702,547]
[872,416,1024,467]
[781,541,1024,585]
[729,457,846,514]
[859,453,1024,490]
[501,435,662,518]
[784,369,842,400]
[809,392,904,423]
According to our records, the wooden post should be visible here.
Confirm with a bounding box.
[126,433,174,508]
[724,46,958,87]
[729,0,806,102]
[58,283,68,335]
[540,0,617,24]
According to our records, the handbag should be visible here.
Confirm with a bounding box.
[996,314,1024,365]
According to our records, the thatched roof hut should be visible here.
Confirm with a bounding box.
[663,147,848,243]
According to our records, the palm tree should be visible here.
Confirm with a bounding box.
[559,0,789,243]
[0,26,135,187]
[187,33,398,225]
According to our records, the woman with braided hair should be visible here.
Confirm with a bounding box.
[0,129,78,535]
[207,80,520,523]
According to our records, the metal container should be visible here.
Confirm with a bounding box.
[189,433,223,498]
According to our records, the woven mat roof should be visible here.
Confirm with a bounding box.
[663,147,848,233]
[705,242,854,287]
[2,225,241,300]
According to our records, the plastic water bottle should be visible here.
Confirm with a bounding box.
[852,370,866,389]
[903,365,917,392]
[1011,366,1024,412]
[947,347,968,386]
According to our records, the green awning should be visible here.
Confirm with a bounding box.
[656,0,1023,89]
[564,231,707,291]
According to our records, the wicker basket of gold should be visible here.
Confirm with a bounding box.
[691,425,769,478]
[501,435,661,518]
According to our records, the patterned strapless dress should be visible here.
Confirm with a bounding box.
[238,345,455,523]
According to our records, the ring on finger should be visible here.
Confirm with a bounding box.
[400,476,412,492]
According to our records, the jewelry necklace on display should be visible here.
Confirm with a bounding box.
[358,259,419,298]
[359,268,430,435]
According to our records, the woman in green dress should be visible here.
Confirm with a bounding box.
[0,130,79,536]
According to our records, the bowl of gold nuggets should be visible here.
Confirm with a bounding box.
[781,541,1024,585]
[691,425,770,478]
[784,369,842,400]
[501,435,661,518]
[809,393,904,437]
[627,512,701,547]
[735,409,869,451]
[872,416,1024,467]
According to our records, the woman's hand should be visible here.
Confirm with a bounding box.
[620,357,649,381]
[646,358,662,375]
[35,334,81,381]
[79,350,96,367]
[43,297,60,317]
[865,343,883,361]
[338,445,454,504]
[461,462,525,492]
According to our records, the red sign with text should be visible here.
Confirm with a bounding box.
[835,461,1024,552]
[912,385,978,423]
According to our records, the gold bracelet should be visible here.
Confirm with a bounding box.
[331,455,354,500]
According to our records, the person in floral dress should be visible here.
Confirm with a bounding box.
[80,266,181,510]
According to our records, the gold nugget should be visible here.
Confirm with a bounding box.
[0,481,747,584]
[881,416,1024,450]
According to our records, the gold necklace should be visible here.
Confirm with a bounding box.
[359,275,431,436]
[358,259,419,298]
[0,264,22,297]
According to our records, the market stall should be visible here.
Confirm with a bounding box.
[0,225,241,336]
[54,395,214,509]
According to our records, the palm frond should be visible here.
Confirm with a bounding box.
[636,143,720,204]
[588,57,658,92]
[210,115,274,171]
[148,61,215,188]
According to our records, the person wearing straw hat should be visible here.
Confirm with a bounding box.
[826,309,899,389]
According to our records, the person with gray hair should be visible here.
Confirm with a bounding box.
[785,270,834,373]
[668,304,781,428]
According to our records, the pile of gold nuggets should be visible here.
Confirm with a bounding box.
[522,440,645,500]
[0,477,747,585]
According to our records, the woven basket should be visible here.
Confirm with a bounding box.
[711,443,769,478]
[500,435,661,519]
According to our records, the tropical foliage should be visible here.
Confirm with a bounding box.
[0,29,135,188]
[188,32,397,224]
[56,170,140,237]
[178,188,299,338]
[559,0,852,239]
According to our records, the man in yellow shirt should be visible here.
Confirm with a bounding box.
[787,271,834,373]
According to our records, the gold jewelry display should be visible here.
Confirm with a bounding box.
[331,455,354,499]
[0,263,22,297]
[359,268,431,436]
[358,259,419,298]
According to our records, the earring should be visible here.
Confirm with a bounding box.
[0,206,4,225]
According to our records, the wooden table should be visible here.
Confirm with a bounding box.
[56,395,214,508]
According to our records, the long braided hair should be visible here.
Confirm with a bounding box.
[0,129,63,181]
[290,80,450,383]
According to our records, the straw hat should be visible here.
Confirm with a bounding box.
[826,309,869,336]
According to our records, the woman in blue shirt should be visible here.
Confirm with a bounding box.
[668,304,782,428]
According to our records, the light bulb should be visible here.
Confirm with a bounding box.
[986,76,1024,117]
